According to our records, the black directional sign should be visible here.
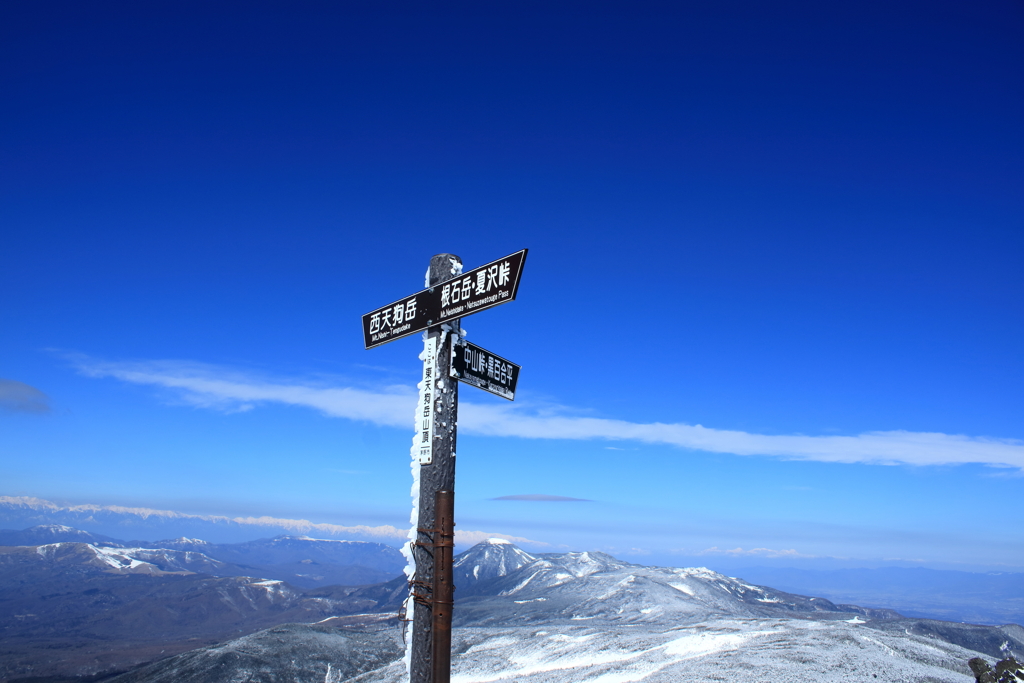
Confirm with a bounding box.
[451,340,520,401]
[361,249,527,349]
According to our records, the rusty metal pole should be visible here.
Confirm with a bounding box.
[431,490,455,683]
[409,254,460,683]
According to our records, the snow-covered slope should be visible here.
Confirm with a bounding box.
[364,618,986,683]
[111,540,1023,683]
[108,621,402,683]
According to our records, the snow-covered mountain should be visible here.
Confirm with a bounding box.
[24,541,233,575]
[0,523,119,546]
[453,537,537,589]
[455,545,901,627]
[108,540,1024,683]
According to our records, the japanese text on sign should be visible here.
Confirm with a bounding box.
[361,249,527,349]
[368,296,418,338]
[440,261,511,307]
[451,339,520,401]
[417,336,437,464]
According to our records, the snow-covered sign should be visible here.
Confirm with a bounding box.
[451,339,520,401]
[361,249,528,349]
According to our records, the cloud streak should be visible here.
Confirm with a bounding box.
[0,379,51,414]
[68,354,1024,470]
[0,496,540,547]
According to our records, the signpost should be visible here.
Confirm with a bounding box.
[361,249,527,349]
[362,249,526,683]
[451,340,520,401]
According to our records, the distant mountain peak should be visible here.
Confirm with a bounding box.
[453,539,538,589]
[270,535,357,545]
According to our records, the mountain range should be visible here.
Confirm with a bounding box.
[106,539,1024,683]
[4,526,1022,682]
[0,526,406,682]
[5,495,1021,629]
[0,524,406,588]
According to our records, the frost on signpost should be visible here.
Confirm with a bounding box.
[362,249,526,683]
[404,253,461,683]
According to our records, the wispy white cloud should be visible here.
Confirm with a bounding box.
[67,354,1024,470]
[67,354,414,427]
[0,496,542,547]
[462,403,1024,470]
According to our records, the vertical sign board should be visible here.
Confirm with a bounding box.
[451,340,520,401]
[361,249,527,349]
[417,336,437,464]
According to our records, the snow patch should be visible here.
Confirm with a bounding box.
[91,545,154,570]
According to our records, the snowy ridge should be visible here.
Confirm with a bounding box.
[155,536,211,547]
[453,542,902,628]
[31,541,234,576]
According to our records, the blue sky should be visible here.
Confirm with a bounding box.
[1,1,1022,571]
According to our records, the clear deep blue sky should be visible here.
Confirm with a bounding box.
[2,1,1022,570]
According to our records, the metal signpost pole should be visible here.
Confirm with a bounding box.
[431,489,455,683]
[410,254,461,683]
